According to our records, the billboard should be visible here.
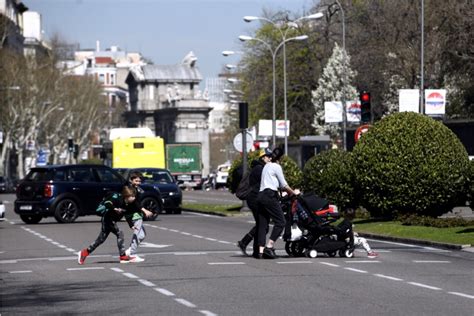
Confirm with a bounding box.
[425,89,446,115]
[324,101,360,123]
[399,89,420,113]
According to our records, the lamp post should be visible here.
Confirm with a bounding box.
[239,34,308,148]
[334,0,347,150]
[420,0,424,114]
[244,13,323,154]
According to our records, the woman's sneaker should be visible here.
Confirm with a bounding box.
[130,255,145,263]
[367,251,379,258]
[77,249,89,265]
[120,255,131,263]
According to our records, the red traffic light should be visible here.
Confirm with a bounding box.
[361,92,370,102]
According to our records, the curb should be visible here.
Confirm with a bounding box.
[184,208,472,252]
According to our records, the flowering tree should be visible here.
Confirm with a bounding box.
[311,43,358,143]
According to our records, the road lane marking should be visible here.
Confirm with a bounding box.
[192,235,203,238]
[319,262,340,267]
[448,292,474,299]
[199,310,218,316]
[9,270,32,273]
[138,279,156,287]
[110,267,124,272]
[374,274,404,281]
[67,267,104,271]
[174,298,197,308]
[408,282,442,291]
[208,262,245,265]
[344,267,368,273]
[205,238,217,241]
[155,288,175,296]
[123,272,139,279]
[346,260,381,263]
[413,260,451,263]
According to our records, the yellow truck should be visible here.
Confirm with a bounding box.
[111,129,165,169]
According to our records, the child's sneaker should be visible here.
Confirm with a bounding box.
[130,255,145,263]
[77,249,89,265]
[120,255,131,263]
[367,251,379,258]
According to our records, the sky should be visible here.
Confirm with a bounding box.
[26,0,319,82]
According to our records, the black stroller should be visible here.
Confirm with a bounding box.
[282,192,355,258]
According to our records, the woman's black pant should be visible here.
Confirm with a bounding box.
[257,189,286,245]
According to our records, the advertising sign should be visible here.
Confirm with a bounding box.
[36,149,47,166]
[258,120,290,137]
[325,101,360,123]
[425,89,446,115]
[276,120,290,137]
[166,144,202,174]
[399,89,420,113]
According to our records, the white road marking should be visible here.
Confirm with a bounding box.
[9,270,32,273]
[123,272,139,279]
[205,238,217,241]
[185,212,222,218]
[319,262,340,267]
[155,288,175,296]
[374,274,404,281]
[346,260,381,263]
[67,267,104,271]
[169,229,180,233]
[344,267,368,273]
[0,260,17,264]
[110,267,123,273]
[207,262,245,265]
[448,292,474,299]
[412,260,450,263]
[140,242,172,249]
[138,279,156,287]
[181,232,192,235]
[199,310,218,316]
[174,252,207,256]
[218,240,232,244]
[276,261,313,264]
[408,282,442,291]
[174,298,197,308]
[192,235,203,238]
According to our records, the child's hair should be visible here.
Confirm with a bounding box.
[129,171,143,181]
[343,208,356,220]
[122,186,136,198]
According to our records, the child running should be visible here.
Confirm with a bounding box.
[78,186,140,264]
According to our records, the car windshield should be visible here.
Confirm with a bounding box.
[140,170,174,184]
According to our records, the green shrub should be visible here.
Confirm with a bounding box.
[397,214,474,228]
[352,112,470,218]
[467,159,474,205]
[80,158,103,165]
[302,149,355,210]
[280,155,303,189]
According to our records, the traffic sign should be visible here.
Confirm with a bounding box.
[233,132,253,152]
[354,124,371,143]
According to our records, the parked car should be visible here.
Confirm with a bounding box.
[0,200,5,221]
[215,163,231,189]
[14,164,163,224]
[116,168,182,214]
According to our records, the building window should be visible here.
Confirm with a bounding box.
[149,85,154,100]
[99,73,105,83]
[110,74,115,85]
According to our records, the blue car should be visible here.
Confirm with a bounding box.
[14,164,163,224]
[116,168,182,214]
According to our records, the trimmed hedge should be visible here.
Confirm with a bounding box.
[352,112,470,218]
[302,149,354,210]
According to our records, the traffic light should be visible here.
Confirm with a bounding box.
[68,139,74,152]
[360,91,371,123]
[239,102,248,129]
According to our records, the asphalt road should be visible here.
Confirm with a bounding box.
[1,192,473,315]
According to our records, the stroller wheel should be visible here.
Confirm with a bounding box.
[339,249,354,258]
[291,242,305,257]
[306,249,318,258]
[327,251,337,257]
[285,241,293,256]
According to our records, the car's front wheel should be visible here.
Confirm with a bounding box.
[54,198,80,223]
[141,197,161,221]
[20,214,42,224]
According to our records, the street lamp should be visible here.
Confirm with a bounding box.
[239,34,308,148]
[244,13,323,154]
[334,0,347,150]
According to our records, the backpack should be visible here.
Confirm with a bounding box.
[96,192,121,216]
[235,171,251,200]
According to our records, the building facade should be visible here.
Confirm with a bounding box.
[125,52,212,176]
